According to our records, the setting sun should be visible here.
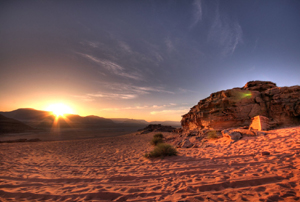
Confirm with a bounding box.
[46,103,74,117]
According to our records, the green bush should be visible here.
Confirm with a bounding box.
[145,143,177,158]
[153,133,164,138]
[206,130,219,139]
[151,136,163,146]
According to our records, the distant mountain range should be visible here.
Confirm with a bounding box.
[0,108,180,133]
[0,114,34,133]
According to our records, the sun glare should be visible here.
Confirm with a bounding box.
[46,103,74,117]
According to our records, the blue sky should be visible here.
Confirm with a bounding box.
[1,0,300,121]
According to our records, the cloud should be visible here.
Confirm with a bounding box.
[150,108,190,115]
[72,95,95,102]
[190,0,203,28]
[165,38,176,53]
[99,108,120,111]
[87,93,137,100]
[101,83,174,95]
[207,4,243,56]
[130,86,174,95]
[78,53,143,81]
[76,83,174,102]
[178,88,196,93]
[118,41,132,54]
[80,41,100,48]
[98,103,182,112]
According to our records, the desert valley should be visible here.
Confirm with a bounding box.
[1,1,300,201]
[1,81,300,201]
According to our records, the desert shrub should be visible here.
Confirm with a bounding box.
[206,130,219,139]
[151,136,163,146]
[145,143,177,158]
[153,133,164,138]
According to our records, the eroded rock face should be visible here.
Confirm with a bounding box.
[181,81,300,131]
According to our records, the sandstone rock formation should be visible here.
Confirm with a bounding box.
[181,81,300,132]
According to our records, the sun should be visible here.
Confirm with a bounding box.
[46,103,74,117]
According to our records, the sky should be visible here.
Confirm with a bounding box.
[1,0,300,122]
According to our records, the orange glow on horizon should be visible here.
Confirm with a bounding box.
[45,103,74,117]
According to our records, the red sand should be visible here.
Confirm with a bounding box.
[1,126,300,201]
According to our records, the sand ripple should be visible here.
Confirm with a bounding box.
[1,127,300,201]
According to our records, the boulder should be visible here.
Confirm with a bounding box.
[222,129,242,141]
[181,81,300,133]
[229,128,256,136]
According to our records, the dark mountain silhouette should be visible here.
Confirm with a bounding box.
[110,118,180,127]
[110,118,148,125]
[0,108,115,128]
[0,108,180,130]
[0,108,51,121]
[0,114,34,134]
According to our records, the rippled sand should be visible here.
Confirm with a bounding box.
[1,127,300,201]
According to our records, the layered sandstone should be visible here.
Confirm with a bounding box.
[181,81,300,132]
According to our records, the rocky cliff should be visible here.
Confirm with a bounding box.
[181,81,300,132]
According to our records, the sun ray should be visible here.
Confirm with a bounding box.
[45,103,74,129]
[46,103,74,117]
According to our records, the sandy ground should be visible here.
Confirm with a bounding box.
[0,127,300,202]
[0,127,143,142]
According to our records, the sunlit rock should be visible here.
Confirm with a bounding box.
[181,81,300,133]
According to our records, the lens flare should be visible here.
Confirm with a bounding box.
[241,93,252,98]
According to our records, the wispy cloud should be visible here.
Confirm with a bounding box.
[178,87,196,93]
[150,108,190,115]
[165,37,176,53]
[190,0,202,28]
[118,41,132,54]
[100,105,149,111]
[72,95,95,102]
[98,103,183,112]
[208,4,243,56]
[75,83,174,102]
[80,40,100,48]
[78,53,143,81]
[99,108,120,111]
[100,83,174,95]
[130,86,174,95]
[87,93,137,100]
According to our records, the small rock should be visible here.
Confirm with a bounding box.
[222,130,242,142]
[256,131,266,136]
[181,139,193,148]
[261,151,270,156]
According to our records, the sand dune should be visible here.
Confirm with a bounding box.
[0,127,300,201]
